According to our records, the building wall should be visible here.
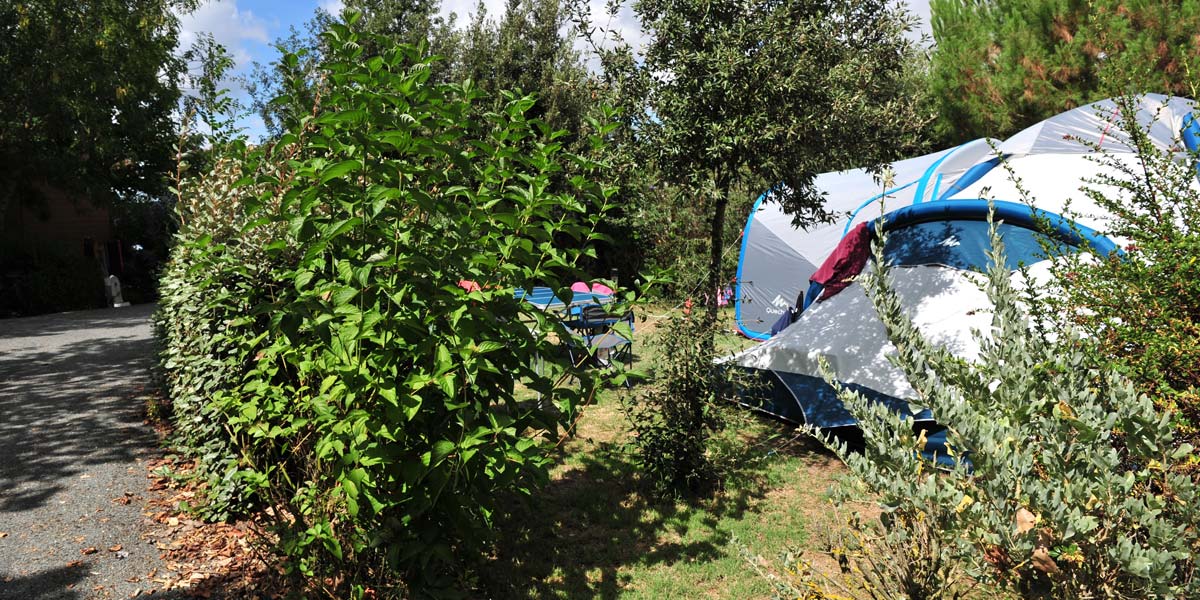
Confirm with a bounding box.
[0,183,114,315]
[3,183,113,253]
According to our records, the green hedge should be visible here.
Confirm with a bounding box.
[156,21,623,595]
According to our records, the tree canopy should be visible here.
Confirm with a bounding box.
[247,0,596,145]
[0,0,187,209]
[587,0,929,318]
[453,0,594,133]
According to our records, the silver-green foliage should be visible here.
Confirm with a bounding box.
[816,214,1199,598]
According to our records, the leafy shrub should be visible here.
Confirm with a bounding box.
[154,152,282,519]
[753,504,977,600]
[787,216,1200,598]
[158,17,622,593]
[1042,95,1200,470]
[622,315,737,495]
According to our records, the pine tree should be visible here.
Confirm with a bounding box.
[929,0,1200,144]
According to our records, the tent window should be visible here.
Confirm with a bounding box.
[883,220,1070,271]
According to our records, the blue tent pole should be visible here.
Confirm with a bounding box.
[1182,112,1200,181]
[734,188,774,340]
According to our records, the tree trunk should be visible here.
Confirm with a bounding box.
[705,186,728,329]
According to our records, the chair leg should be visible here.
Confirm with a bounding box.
[622,343,633,388]
[534,352,544,409]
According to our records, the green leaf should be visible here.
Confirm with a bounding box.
[342,479,359,516]
[330,288,358,306]
[432,440,456,462]
[438,372,457,399]
[295,270,316,291]
[320,159,362,184]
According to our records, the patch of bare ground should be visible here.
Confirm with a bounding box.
[137,457,279,599]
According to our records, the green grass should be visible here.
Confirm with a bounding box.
[474,307,849,598]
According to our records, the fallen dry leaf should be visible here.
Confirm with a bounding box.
[1015,508,1037,534]
[66,560,84,568]
[81,547,98,555]
[109,544,123,552]
[983,544,1012,571]
[0,532,7,538]
[143,459,274,597]
[1032,546,1061,575]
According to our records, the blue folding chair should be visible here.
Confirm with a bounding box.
[564,305,634,378]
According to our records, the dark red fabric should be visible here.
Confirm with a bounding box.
[810,221,873,301]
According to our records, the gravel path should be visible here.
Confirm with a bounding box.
[0,304,167,600]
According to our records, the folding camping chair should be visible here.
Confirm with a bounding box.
[564,304,634,379]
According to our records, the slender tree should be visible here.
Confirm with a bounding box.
[455,0,595,138]
[249,0,595,143]
[581,0,930,325]
[243,15,333,139]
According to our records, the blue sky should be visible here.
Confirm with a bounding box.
[178,0,932,140]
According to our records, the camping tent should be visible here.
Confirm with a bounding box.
[733,138,1001,340]
[729,93,1199,429]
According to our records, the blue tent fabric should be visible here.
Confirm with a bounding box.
[881,200,1118,257]
[1184,111,1200,179]
[936,157,1002,201]
[883,219,1057,271]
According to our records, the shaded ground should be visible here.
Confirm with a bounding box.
[0,305,167,599]
[474,310,850,598]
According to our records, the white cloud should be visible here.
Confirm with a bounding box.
[319,0,345,15]
[177,0,271,67]
[438,0,506,26]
